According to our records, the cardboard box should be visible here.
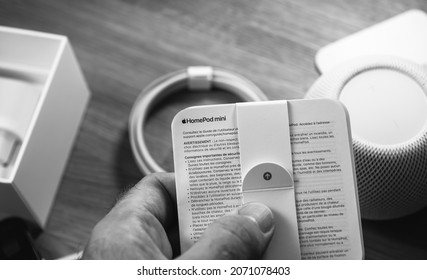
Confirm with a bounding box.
[0,26,90,227]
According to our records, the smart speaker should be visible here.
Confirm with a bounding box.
[306,56,427,220]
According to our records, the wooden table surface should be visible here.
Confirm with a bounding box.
[1,0,427,259]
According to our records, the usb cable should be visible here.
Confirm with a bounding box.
[129,66,268,174]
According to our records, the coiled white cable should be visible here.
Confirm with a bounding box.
[129,66,268,174]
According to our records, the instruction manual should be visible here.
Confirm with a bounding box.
[172,98,364,259]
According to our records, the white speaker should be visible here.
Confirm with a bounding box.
[306,56,427,220]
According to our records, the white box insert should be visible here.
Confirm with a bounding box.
[0,26,90,227]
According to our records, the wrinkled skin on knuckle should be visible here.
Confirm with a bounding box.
[200,215,267,259]
[83,208,172,259]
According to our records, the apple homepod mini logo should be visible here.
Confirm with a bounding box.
[182,115,227,124]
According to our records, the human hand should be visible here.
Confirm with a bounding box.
[82,172,275,259]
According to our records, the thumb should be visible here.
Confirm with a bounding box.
[178,203,275,260]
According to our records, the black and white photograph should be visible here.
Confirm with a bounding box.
[1,0,427,278]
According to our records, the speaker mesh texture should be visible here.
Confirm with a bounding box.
[306,56,427,219]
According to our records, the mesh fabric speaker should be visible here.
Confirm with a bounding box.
[306,56,427,220]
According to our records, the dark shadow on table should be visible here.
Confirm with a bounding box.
[362,206,427,259]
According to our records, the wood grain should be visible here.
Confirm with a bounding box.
[1,0,427,259]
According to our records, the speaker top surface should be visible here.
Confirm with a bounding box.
[306,56,427,220]
[339,68,427,145]
[307,56,427,148]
